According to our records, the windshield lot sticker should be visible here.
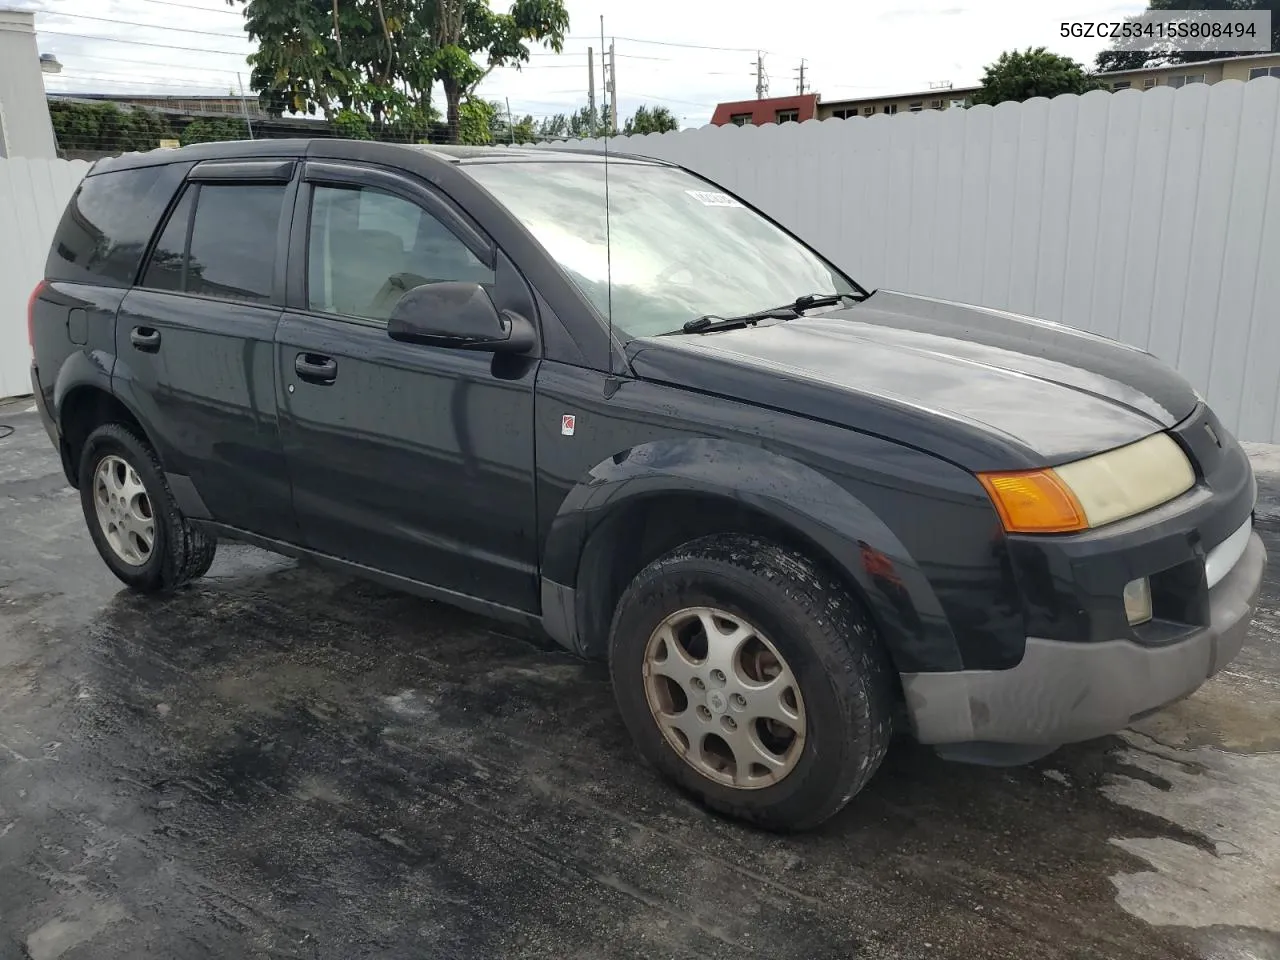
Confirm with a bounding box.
[685,190,742,207]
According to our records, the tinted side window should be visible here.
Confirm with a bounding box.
[188,184,284,302]
[137,183,285,303]
[307,184,493,322]
[45,164,189,287]
[140,186,196,293]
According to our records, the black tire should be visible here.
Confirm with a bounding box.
[78,423,217,593]
[608,533,895,832]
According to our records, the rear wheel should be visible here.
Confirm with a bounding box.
[78,423,217,592]
[608,533,895,832]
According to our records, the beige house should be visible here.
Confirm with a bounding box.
[802,53,1280,122]
[1098,52,1280,91]
[818,87,981,120]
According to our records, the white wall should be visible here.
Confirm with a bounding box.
[0,10,58,160]
[0,157,90,399]
[4,80,1280,443]
[562,79,1280,444]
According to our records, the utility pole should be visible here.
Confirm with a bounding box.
[753,51,768,99]
[608,40,617,134]
[236,72,254,139]
[598,15,610,135]
[796,58,807,95]
[587,47,596,136]
[505,96,514,144]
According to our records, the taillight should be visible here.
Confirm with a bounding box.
[27,280,48,351]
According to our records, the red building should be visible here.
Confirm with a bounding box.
[710,94,819,127]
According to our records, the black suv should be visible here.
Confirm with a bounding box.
[29,140,1265,830]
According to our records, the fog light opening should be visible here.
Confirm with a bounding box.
[1124,577,1153,626]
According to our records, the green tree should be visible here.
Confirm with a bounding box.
[331,108,374,139]
[534,112,565,137]
[509,113,536,142]
[1095,0,1280,71]
[532,104,608,139]
[180,117,252,145]
[228,0,437,134]
[48,100,174,153]
[456,97,495,144]
[623,104,679,135]
[974,47,1105,106]
[430,0,570,142]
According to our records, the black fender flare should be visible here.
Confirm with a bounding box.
[52,351,177,495]
[50,349,119,485]
[539,437,961,673]
[51,348,114,424]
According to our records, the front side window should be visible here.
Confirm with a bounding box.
[139,182,285,302]
[306,184,494,322]
[465,161,855,341]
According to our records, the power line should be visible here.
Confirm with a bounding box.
[632,91,718,108]
[35,28,249,56]
[136,0,242,13]
[568,34,758,52]
[58,51,244,74]
[51,73,243,90]
[37,11,247,39]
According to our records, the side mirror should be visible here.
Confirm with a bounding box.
[387,281,534,353]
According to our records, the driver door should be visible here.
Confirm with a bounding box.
[275,161,541,611]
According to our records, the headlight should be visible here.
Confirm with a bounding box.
[978,433,1195,534]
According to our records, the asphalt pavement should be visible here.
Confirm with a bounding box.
[2,400,1278,960]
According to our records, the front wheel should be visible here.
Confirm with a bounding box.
[608,534,895,832]
[78,423,217,593]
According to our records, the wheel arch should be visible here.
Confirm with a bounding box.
[539,438,960,675]
[54,362,153,489]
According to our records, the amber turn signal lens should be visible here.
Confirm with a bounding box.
[977,469,1088,534]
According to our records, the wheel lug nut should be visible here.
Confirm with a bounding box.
[710,669,726,686]
[732,693,747,708]
[723,716,737,730]
[691,677,705,690]
[696,705,712,721]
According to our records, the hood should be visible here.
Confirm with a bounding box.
[627,290,1199,469]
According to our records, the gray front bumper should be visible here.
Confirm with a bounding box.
[902,531,1266,746]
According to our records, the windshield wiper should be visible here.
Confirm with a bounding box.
[662,293,856,336]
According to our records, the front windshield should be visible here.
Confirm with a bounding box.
[464,160,857,339]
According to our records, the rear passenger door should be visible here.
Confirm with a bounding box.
[115,159,298,540]
[275,160,541,611]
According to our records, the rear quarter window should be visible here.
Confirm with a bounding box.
[45,162,190,287]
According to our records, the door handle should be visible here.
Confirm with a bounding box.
[130,326,161,352]
[295,352,337,384]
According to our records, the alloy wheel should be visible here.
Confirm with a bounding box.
[642,606,807,789]
[93,454,155,567]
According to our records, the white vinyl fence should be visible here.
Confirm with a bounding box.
[563,80,1280,444]
[3,79,1280,443]
[0,157,90,399]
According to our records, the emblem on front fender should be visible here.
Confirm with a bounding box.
[561,414,576,437]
